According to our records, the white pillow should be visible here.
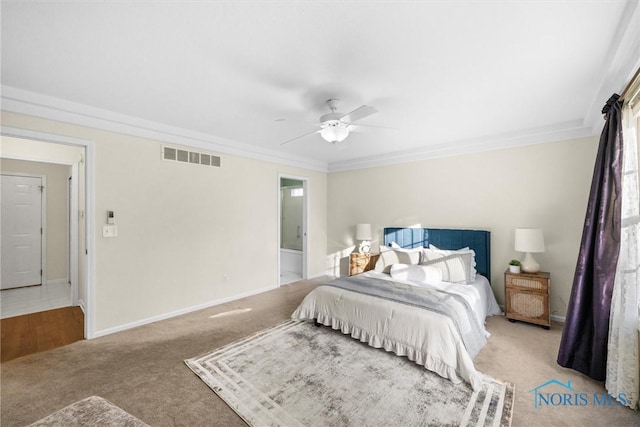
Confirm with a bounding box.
[374,245,422,274]
[390,264,443,285]
[426,245,477,281]
[420,251,474,284]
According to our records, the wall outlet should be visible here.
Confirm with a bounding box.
[102,225,118,238]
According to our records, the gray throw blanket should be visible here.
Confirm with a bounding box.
[325,276,487,358]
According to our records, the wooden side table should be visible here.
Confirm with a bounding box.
[349,253,379,276]
[504,269,550,329]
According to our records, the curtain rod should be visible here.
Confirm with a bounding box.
[620,67,640,101]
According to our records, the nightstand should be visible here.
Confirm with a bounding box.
[504,269,550,329]
[349,253,379,276]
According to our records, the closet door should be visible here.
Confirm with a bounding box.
[1,174,43,289]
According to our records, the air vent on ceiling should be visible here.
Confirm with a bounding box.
[162,145,221,168]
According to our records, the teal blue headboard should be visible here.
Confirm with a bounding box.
[383,227,491,280]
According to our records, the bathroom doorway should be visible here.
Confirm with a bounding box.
[278,175,307,285]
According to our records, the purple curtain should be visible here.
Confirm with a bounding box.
[557,94,623,381]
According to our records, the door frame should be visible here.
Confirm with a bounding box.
[1,172,47,287]
[1,126,95,338]
[277,173,309,285]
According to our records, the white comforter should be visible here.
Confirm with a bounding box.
[291,271,502,390]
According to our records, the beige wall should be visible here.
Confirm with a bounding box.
[1,112,328,335]
[2,108,598,329]
[327,136,599,318]
[1,158,71,281]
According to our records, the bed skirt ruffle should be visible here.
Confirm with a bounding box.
[293,310,483,391]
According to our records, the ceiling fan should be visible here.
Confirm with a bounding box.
[279,99,381,146]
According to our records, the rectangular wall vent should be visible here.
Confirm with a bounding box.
[162,145,221,168]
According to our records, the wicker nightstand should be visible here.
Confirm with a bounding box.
[349,253,379,276]
[504,269,550,329]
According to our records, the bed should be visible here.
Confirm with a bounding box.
[291,228,502,390]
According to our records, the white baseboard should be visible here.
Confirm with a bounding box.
[46,278,69,286]
[498,305,566,324]
[306,272,335,281]
[92,284,279,339]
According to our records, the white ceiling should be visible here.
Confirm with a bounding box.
[2,1,639,172]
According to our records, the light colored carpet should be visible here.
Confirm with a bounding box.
[186,320,515,427]
[28,396,149,426]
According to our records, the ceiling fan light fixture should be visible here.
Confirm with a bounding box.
[320,123,350,143]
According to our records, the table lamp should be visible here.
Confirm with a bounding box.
[356,224,372,254]
[515,228,545,273]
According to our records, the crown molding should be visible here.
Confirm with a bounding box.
[328,120,595,172]
[1,85,598,175]
[0,86,330,173]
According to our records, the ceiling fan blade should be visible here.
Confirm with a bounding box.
[280,129,320,146]
[339,105,378,123]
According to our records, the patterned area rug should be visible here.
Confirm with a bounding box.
[28,396,149,426]
[186,320,514,426]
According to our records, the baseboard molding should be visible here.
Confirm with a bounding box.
[46,278,69,286]
[306,273,335,281]
[92,284,279,339]
[498,305,566,324]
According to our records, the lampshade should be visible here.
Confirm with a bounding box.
[355,223,372,241]
[515,228,545,253]
[320,125,350,143]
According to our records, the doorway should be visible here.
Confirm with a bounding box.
[1,128,93,338]
[279,175,308,285]
[1,162,73,317]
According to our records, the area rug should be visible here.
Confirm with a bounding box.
[186,320,514,426]
[28,396,149,426]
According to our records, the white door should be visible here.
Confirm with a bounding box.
[1,174,43,289]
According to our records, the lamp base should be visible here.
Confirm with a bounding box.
[358,241,371,254]
[521,252,540,273]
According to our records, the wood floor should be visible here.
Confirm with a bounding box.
[1,306,84,362]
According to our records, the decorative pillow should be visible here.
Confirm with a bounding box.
[427,244,477,281]
[389,264,443,285]
[374,245,422,274]
[420,251,474,284]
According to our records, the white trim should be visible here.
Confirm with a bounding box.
[0,126,96,339]
[93,284,279,338]
[307,273,335,281]
[46,278,69,286]
[69,166,79,306]
[329,120,595,172]
[1,85,599,173]
[1,86,328,173]
[278,174,309,286]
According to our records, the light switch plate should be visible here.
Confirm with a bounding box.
[102,225,118,237]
